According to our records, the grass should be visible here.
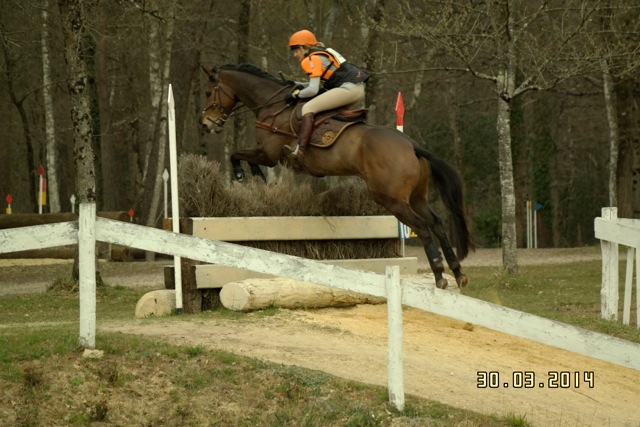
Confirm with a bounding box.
[0,323,528,426]
[461,260,640,344]
[0,279,534,426]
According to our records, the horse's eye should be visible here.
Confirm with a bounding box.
[205,91,211,97]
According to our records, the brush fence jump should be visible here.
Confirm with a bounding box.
[163,216,417,289]
[594,207,640,327]
[1,203,639,374]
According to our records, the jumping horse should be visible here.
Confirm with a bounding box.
[201,64,474,289]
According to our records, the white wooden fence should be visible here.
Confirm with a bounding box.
[1,204,639,366]
[594,207,640,327]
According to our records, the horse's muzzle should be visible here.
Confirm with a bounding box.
[201,118,224,134]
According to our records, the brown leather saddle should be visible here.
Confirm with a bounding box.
[291,106,367,148]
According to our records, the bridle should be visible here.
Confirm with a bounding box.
[202,84,235,128]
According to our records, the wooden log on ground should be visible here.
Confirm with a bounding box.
[135,290,176,318]
[220,277,387,312]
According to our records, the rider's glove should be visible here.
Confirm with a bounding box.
[285,89,301,104]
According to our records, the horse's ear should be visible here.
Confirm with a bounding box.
[201,65,214,80]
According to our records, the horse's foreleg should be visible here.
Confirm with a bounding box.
[230,156,246,182]
[230,147,276,183]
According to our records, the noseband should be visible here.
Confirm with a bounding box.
[202,84,234,128]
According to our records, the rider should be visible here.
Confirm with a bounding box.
[284,29,369,163]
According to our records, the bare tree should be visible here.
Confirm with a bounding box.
[599,2,640,217]
[386,0,614,273]
[58,0,98,282]
[57,0,96,203]
[41,0,61,213]
[0,20,38,211]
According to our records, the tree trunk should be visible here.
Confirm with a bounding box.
[58,0,96,204]
[601,60,619,208]
[41,1,61,213]
[615,77,640,218]
[144,1,176,261]
[58,0,97,282]
[362,0,385,125]
[0,21,38,212]
[231,0,251,172]
[496,90,518,274]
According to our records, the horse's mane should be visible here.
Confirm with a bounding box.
[216,63,295,87]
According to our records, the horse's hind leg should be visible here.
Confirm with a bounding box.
[418,231,449,289]
[370,193,449,289]
[423,206,468,288]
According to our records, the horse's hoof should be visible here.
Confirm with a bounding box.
[436,278,448,289]
[456,274,469,288]
[282,144,298,158]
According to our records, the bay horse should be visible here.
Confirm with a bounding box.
[201,64,473,289]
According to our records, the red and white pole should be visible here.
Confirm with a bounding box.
[5,194,12,215]
[395,92,408,256]
[395,92,405,132]
[38,165,45,214]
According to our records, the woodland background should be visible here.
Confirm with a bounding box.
[1,0,639,251]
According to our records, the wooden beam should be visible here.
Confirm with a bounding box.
[187,216,400,241]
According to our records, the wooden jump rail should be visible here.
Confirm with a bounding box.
[0,211,132,260]
[163,216,418,290]
[594,207,640,327]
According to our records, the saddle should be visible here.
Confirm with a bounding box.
[292,106,367,148]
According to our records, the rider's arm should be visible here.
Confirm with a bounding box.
[296,77,320,98]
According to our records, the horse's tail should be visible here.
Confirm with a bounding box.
[414,143,474,260]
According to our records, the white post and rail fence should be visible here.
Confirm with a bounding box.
[595,207,640,327]
[1,203,640,412]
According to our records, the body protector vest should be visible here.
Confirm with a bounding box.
[305,47,369,90]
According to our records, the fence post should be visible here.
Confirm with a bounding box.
[78,202,97,348]
[623,247,635,325]
[385,265,404,411]
[600,207,619,321]
[168,84,183,313]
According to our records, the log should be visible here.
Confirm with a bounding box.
[135,290,176,318]
[220,277,387,312]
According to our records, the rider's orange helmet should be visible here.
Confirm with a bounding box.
[288,30,318,48]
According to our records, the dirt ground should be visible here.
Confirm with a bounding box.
[2,247,640,426]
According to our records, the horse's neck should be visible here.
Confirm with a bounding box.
[228,73,284,113]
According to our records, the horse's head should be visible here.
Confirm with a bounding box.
[201,66,237,134]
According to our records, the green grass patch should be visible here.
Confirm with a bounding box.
[462,261,640,344]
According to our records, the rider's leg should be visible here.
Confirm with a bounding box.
[295,112,314,162]
[288,83,365,161]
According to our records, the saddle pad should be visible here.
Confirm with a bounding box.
[310,120,361,148]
